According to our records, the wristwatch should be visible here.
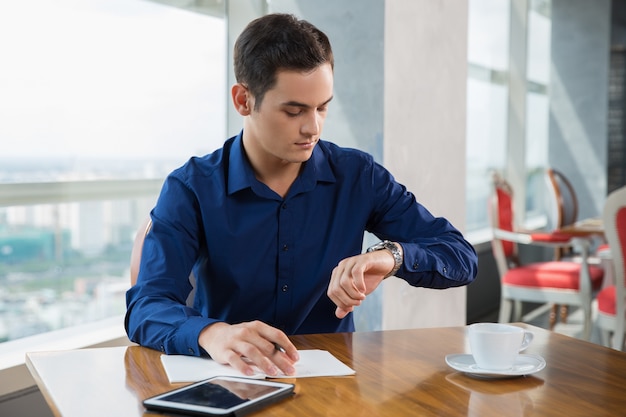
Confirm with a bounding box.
[366,240,403,278]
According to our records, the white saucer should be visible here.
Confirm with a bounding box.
[445,353,546,379]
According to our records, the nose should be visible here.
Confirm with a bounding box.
[301,111,321,137]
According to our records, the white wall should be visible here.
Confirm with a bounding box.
[549,0,610,217]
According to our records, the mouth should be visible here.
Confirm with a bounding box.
[295,139,318,149]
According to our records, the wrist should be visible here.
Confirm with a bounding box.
[366,240,403,278]
[199,321,226,350]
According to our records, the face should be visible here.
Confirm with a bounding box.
[240,63,334,170]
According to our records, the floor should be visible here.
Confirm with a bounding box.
[0,386,53,417]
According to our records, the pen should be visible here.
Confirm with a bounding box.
[273,342,286,354]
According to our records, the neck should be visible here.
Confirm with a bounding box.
[255,161,302,198]
[241,140,302,198]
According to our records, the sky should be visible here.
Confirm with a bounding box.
[0,0,227,160]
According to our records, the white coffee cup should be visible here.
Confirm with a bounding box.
[468,323,533,371]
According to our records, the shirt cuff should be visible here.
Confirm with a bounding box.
[172,316,219,356]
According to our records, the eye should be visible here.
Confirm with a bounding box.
[285,110,302,117]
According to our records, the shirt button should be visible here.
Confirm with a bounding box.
[282,244,288,251]
[282,204,287,209]
[443,267,447,274]
[160,345,165,352]
[282,285,289,292]
[188,348,194,354]
[413,262,419,270]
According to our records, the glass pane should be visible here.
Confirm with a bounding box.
[466,79,509,232]
[527,0,551,85]
[0,197,155,341]
[466,0,510,234]
[0,0,226,182]
[0,0,226,342]
[468,0,511,71]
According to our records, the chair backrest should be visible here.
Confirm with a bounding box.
[603,186,626,299]
[129,217,197,306]
[130,217,152,286]
[490,172,520,275]
[546,168,579,229]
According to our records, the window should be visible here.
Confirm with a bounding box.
[0,0,226,345]
[466,0,552,239]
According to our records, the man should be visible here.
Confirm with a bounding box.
[125,13,477,379]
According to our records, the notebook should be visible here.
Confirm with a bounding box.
[160,349,355,382]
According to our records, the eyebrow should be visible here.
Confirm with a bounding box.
[281,96,334,109]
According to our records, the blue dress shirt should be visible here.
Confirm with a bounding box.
[125,132,477,356]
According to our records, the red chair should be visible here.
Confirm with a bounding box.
[545,168,608,326]
[596,185,626,350]
[490,173,604,340]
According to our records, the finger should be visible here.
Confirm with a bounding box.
[222,350,262,377]
[331,261,366,302]
[327,287,356,315]
[270,334,299,363]
[341,258,368,293]
[335,305,353,319]
[270,348,297,376]
[259,332,299,376]
[334,294,363,317]
[337,280,366,307]
[237,342,282,376]
[328,281,363,317]
[247,323,298,376]
[340,260,367,296]
[350,265,367,294]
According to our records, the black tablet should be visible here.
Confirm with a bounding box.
[143,376,295,416]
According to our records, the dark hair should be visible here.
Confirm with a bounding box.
[233,13,334,109]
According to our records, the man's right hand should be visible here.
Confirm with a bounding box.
[198,321,299,377]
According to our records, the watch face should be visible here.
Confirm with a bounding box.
[367,241,385,252]
[382,242,395,251]
[373,242,386,251]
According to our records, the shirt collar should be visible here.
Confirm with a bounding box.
[227,131,336,196]
[227,131,254,195]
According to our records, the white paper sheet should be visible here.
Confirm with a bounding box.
[160,349,355,383]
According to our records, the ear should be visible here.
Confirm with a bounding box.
[231,83,252,116]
